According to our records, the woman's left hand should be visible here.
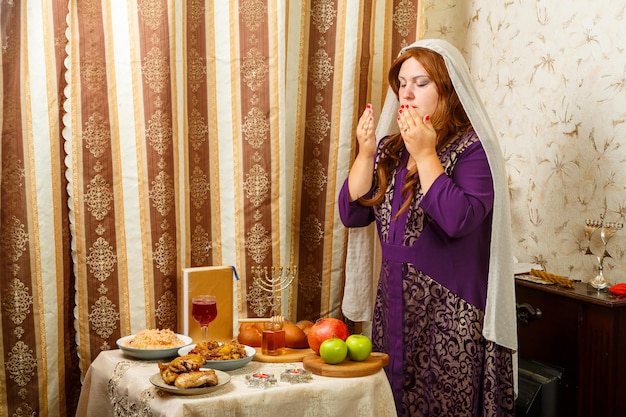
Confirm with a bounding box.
[397,105,437,162]
[397,105,443,193]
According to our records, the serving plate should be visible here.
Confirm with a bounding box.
[149,369,231,395]
[117,334,193,360]
[178,344,256,371]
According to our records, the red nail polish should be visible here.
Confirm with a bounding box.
[425,115,430,121]
[366,103,372,109]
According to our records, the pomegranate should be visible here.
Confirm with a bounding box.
[307,317,350,354]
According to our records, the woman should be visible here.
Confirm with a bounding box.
[339,39,517,416]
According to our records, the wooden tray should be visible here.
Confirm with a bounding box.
[252,347,314,363]
[302,352,389,377]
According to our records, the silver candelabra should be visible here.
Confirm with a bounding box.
[250,265,297,315]
[584,217,623,290]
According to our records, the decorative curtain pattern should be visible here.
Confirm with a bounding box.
[65,0,181,379]
[0,1,422,416]
[0,1,80,417]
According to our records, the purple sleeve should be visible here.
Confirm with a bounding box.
[419,141,494,238]
[338,179,375,227]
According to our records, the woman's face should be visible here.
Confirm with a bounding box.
[397,57,439,117]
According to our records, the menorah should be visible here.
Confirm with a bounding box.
[584,216,623,290]
[250,265,297,315]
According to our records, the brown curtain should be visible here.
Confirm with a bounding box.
[0,1,422,415]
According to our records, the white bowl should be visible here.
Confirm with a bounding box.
[116,334,193,360]
[178,344,256,371]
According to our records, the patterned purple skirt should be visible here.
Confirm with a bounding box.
[372,262,515,417]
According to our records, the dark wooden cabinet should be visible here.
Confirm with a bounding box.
[515,279,626,417]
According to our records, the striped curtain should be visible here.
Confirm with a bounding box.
[0,1,422,416]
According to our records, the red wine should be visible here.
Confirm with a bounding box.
[191,299,217,326]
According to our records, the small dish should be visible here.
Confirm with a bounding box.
[178,344,256,371]
[149,369,231,395]
[117,334,193,360]
[245,372,277,388]
[280,368,312,383]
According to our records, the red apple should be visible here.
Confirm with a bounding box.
[307,317,350,354]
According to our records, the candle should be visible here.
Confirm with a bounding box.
[280,368,312,383]
[245,372,277,388]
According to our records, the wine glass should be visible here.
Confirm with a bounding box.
[191,295,217,343]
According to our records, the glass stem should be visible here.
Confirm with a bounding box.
[201,325,208,342]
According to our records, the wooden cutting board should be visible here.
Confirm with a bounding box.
[252,347,315,363]
[302,352,389,377]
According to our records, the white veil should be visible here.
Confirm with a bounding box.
[342,39,517,352]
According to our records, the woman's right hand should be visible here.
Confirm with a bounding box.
[348,104,377,201]
[355,104,376,158]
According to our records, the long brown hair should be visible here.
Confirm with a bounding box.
[360,47,472,217]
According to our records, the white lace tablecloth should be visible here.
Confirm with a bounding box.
[76,349,398,417]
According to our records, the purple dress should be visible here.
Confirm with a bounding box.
[339,132,515,417]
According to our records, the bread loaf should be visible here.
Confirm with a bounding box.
[284,321,308,348]
[237,319,312,348]
[296,320,314,335]
[237,322,263,346]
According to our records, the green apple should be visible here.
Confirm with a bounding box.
[345,334,372,362]
[319,338,348,364]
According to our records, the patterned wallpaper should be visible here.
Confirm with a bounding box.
[422,0,626,284]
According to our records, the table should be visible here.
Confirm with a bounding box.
[76,350,398,417]
[516,279,626,417]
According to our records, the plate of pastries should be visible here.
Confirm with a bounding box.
[178,340,256,371]
[151,353,231,395]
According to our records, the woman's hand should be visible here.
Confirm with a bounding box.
[356,104,377,159]
[397,105,437,162]
[397,105,443,194]
[347,104,377,201]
